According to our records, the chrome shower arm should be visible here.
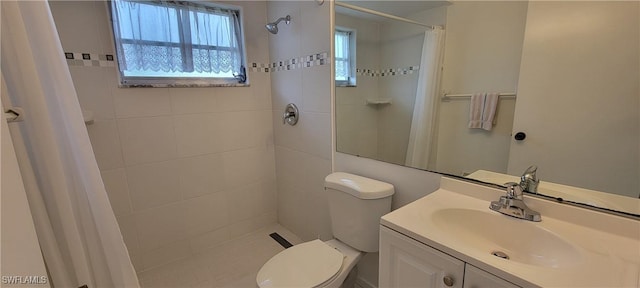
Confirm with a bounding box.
[272,15,291,26]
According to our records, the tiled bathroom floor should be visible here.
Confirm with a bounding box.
[137,224,302,288]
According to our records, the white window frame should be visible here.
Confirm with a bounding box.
[335,27,356,87]
[109,0,249,87]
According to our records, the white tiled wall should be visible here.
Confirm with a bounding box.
[49,0,277,271]
[267,1,333,242]
[335,13,381,160]
[376,8,446,166]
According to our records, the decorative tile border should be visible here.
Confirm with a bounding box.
[65,50,330,73]
[356,65,420,77]
[250,52,329,73]
[65,52,116,67]
[250,62,271,73]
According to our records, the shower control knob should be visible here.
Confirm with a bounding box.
[443,275,455,287]
[282,103,299,126]
[514,132,527,141]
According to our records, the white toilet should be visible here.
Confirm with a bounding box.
[256,172,394,288]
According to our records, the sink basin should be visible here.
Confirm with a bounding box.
[431,208,582,268]
[380,177,640,287]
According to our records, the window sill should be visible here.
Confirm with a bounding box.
[117,82,250,88]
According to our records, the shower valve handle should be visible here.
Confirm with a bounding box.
[282,103,299,126]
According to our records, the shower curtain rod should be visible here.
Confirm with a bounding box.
[441,92,517,100]
[335,2,437,29]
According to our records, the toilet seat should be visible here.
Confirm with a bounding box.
[256,240,344,288]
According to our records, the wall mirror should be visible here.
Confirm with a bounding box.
[334,0,640,216]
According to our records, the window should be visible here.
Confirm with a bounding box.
[110,0,247,86]
[335,28,355,86]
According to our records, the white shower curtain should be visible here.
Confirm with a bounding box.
[405,28,445,169]
[1,1,139,287]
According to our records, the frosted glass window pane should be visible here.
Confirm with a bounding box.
[111,0,246,86]
[335,30,352,83]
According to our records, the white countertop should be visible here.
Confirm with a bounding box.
[381,177,640,287]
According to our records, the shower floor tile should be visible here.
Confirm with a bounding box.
[138,224,302,288]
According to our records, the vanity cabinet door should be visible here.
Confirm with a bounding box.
[380,226,465,288]
[463,264,521,288]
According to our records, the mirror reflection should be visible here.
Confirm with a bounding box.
[334,1,640,215]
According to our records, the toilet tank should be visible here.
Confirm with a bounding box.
[324,172,394,253]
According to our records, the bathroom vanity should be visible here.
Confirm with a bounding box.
[379,177,640,287]
[380,226,519,288]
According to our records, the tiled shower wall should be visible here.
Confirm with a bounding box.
[335,13,381,162]
[267,1,333,242]
[49,1,277,271]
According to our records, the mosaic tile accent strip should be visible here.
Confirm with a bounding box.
[250,52,329,73]
[65,52,116,67]
[250,62,271,73]
[356,65,420,77]
[66,50,329,72]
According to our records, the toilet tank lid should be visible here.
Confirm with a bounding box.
[324,172,394,199]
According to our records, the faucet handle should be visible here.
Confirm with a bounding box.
[523,165,538,175]
[504,182,523,199]
[521,174,540,183]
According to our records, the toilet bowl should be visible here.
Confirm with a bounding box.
[256,173,394,288]
[256,239,362,288]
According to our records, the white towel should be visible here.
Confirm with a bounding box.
[481,92,499,131]
[468,92,484,129]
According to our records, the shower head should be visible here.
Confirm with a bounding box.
[265,22,278,34]
[265,15,291,34]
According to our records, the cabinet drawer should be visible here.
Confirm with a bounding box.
[463,264,521,288]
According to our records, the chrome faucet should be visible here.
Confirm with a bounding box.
[520,165,540,193]
[490,182,541,222]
